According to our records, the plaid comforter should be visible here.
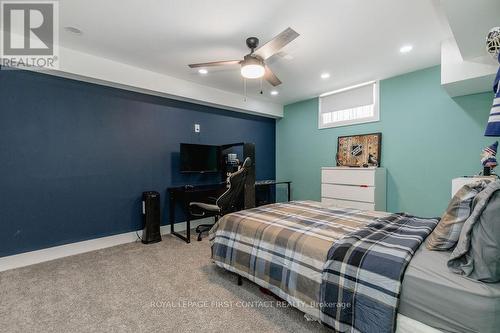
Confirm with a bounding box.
[209,201,390,317]
[209,201,437,332]
[320,213,438,333]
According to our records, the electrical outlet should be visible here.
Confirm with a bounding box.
[194,124,200,133]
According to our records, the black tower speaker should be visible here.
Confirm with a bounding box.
[142,191,162,244]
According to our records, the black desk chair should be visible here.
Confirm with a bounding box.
[189,157,252,241]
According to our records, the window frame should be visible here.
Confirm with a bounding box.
[318,81,380,129]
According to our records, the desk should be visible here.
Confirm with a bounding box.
[168,183,226,243]
[168,180,292,243]
[255,180,292,204]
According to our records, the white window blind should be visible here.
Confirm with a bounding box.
[318,81,379,129]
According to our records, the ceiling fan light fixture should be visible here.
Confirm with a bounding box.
[241,64,265,79]
[188,28,300,87]
[240,55,265,79]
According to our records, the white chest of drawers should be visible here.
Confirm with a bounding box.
[321,167,387,211]
[451,176,497,197]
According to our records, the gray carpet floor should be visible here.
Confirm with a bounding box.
[0,232,330,333]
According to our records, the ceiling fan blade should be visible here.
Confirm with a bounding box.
[264,66,282,86]
[188,60,241,68]
[254,27,299,60]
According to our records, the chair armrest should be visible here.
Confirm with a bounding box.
[189,202,221,213]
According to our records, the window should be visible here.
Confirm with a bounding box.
[318,81,379,129]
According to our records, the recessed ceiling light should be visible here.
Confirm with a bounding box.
[321,73,330,79]
[64,26,83,35]
[198,69,208,75]
[399,45,413,53]
[270,90,279,96]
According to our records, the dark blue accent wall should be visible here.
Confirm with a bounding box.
[0,69,276,257]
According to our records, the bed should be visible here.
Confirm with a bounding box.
[209,200,500,333]
[400,245,500,333]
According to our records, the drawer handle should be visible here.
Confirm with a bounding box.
[360,185,368,188]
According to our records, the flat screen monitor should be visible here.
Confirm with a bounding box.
[180,143,220,173]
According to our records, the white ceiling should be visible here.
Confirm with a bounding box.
[442,0,500,61]
[58,0,450,105]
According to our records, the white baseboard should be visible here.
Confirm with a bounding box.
[0,218,212,273]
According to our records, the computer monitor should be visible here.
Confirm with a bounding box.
[179,143,220,173]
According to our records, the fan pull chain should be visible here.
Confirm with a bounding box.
[260,77,263,95]
[243,78,247,101]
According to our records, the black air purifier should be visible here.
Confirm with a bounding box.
[142,191,162,244]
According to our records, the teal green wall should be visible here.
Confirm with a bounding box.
[277,66,494,217]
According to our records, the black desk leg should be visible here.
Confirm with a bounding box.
[170,194,191,244]
[169,194,175,234]
[287,183,291,202]
[184,202,191,243]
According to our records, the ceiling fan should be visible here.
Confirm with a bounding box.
[188,27,300,87]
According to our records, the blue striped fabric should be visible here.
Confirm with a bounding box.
[319,213,438,333]
[485,55,500,136]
